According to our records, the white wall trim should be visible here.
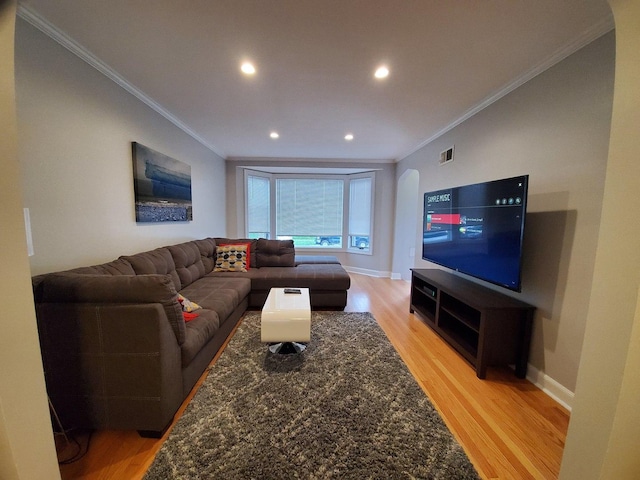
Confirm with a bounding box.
[343,266,390,278]
[343,270,576,409]
[16,4,226,159]
[397,14,615,161]
[526,364,575,411]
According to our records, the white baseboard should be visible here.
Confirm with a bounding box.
[343,266,391,278]
[526,365,574,411]
[347,267,574,410]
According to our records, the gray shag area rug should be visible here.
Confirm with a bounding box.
[144,311,479,479]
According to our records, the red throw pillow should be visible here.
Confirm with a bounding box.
[183,312,199,322]
[219,243,252,269]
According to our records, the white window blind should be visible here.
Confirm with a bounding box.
[349,177,372,236]
[276,178,344,236]
[247,175,270,237]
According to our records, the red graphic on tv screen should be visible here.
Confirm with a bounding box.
[429,214,461,225]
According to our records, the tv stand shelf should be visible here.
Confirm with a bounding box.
[410,269,535,379]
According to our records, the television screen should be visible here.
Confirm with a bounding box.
[422,175,529,291]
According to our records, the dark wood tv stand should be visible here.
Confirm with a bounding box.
[410,269,535,379]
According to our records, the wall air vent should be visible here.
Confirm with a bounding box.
[439,146,454,165]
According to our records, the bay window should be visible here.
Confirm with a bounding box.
[245,170,374,252]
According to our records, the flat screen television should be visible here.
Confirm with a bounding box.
[422,175,529,292]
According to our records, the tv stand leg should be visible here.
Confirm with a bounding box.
[515,313,534,379]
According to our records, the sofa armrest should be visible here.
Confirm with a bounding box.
[37,302,183,433]
[38,273,186,346]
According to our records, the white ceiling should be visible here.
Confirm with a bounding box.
[18,0,613,162]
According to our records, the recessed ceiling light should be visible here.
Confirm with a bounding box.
[270,131,279,139]
[374,65,389,79]
[344,134,354,141]
[241,62,256,75]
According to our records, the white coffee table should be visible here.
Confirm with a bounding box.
[261,287,311,354]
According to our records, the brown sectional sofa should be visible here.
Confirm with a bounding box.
[33,237,350,436]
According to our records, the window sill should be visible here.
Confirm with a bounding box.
[347,248,372,256]
[295,247,373,256]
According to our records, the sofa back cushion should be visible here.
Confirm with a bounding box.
[193,238,217,273]
[121,248,181,291]
[50,258,136,276]
[75,258,136,276]
[255,239,295,267]
[167,242,206,289]
[32,259,136,302]
[37,273,186,346]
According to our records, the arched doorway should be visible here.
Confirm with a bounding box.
[392,169,419,281]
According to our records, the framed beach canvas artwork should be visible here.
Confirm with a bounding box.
[132,142,193,222]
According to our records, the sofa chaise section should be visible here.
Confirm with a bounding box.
[209,238,351,309]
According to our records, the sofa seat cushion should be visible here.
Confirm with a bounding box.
[180,277,251,326]
[181,309,220,366]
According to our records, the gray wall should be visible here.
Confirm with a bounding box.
[225,158,396,276]
[16,19,227,276]
[394,32,615,396]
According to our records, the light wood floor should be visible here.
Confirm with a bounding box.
[56,274,569,479]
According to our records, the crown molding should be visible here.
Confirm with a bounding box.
[16,4,614,164]
[227,155,394,164]
[16,4,227,159]
[397,14,615,162]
